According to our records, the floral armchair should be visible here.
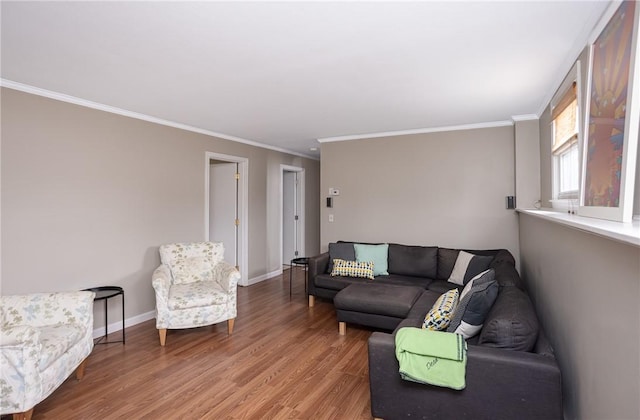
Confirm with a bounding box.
[0,291,95,420]
[152,242,240,346]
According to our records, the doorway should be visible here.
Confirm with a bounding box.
[205,152,248,286]
[281,165,305,268]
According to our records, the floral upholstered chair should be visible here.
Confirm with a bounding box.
[0,291,95,420]
[152,242,240,346]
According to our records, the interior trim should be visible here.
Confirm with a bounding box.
[317,120,514,143]
[517,208,640,247]
[0,78,319,161]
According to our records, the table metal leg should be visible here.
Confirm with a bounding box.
[289,262,293,299]
[104,299,108,341]
[122,292,125,344]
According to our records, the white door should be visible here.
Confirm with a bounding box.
[282,171,298,264]
[210,161,237,267]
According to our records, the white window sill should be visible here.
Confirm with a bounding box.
[517,208,640,248]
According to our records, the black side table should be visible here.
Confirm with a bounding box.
[289,257,309,299]
[83,286,125,344]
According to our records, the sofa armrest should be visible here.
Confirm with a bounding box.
[152,265,171,304]
[368,331,562,420]
[211,261,241,292]
[0,325,42,412]
[307,252,329,295]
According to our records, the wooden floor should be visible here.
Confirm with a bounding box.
[26,269,374,419]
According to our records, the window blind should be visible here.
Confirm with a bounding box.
[552,81,578,153]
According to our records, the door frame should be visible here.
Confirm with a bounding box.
[205,152,249,286]
[280,164,305,267]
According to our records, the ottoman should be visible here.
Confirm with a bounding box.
[334,283,424,335]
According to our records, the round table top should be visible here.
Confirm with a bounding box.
[291,257,309,265]
[83,286,124,300]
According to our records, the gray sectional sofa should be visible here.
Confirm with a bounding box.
[307,242,563,420]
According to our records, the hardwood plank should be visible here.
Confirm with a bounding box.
[13,269,373,419]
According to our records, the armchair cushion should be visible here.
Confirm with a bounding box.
[39,324,85,371]
[168,282,229,310]
[170,256,214,285]
[160,242,224,273]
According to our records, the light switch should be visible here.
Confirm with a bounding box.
[329,214,334,222]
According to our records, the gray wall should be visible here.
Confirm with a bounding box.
[320,126,520,259]
[519,213,640,420]
[514,119,541,209]
[1,87,320,326]
[526,44,640,419]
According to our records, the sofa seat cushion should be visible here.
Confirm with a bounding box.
[315,273,369,290]
[38,324,84,371]
[426,280,461,294]
[316,273,433,291]
[404,290,442,321]
[168,281,228,310]
[373,274,433,289]
[334,284,424,319]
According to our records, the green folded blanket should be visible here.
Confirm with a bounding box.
[395,327,467,390]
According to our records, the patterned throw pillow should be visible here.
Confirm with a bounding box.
[448,251,494,286]
[170,256,214,285]
[330,258,375,280]
[423,288,460,331]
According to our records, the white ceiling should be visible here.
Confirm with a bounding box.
[1,1,610,158]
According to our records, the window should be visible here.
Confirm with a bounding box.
[551,78,580,201]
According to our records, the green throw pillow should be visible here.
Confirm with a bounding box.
[354,243,389,276]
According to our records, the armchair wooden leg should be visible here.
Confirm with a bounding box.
[13,408,33,420]
[227,318,235,335]
[308,295,315,307]
[339,321,346,336]
[75,358,88,380]
[158,328,167,346]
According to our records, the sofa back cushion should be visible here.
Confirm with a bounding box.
[327,242,356,273]
[478,286,539,351]
[437,248,461,280]
[388,244,438,278]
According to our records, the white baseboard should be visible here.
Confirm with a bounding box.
[92,309,155,339]
[91,268,284,338]
[243,269,282,286]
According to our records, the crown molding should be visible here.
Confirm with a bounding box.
[0,79,318,161]
[511,114,539,122]
[317,120,514,143]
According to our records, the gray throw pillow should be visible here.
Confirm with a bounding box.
[448,250,494,286]
[447,269,498,339]
[327,242,355,273]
